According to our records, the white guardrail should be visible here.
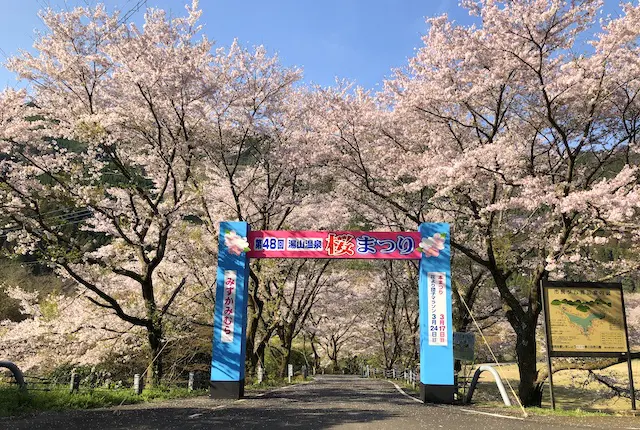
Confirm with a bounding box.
[361,365,420,389]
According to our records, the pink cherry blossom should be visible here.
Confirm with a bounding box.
[419,233,446,258]
[224,230,249,256]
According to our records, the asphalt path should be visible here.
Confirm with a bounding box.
[2,375,640,429]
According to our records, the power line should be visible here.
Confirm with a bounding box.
[0,208,93,237]
[119,0,147,26]
[0,217,92,241]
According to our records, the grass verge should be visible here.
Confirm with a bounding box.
[377,375,628,418]
[0,386,206,417]
[246,375,312,390]
[522,406,609,417]
[0,375,312,417]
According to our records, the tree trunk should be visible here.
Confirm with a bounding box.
[146,323,163,387]
[246,296,264,375]
[257,342,266,371]
[254,342,267,372]
[310,336,320,372]
[246,270,264,376]
[246,300,258,373]
[514,319,543,406]
[331,356,339,372]
[328,337,340,371]
[278,327,294,378]
[251,340,267,375]
[279,345,292,378]
[142,273,163,388]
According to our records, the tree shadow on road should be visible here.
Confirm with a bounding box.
[257,386,417,406]
[200,405,397,429]
[1,404,398,430]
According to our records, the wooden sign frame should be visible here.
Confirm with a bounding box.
[541,280,636,410]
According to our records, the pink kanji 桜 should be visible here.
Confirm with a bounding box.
[224,230,250,256]
[325,233,355,257]
[419,233,446,257]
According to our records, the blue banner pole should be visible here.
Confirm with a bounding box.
[210,221,250,399]
[418,223,455,403]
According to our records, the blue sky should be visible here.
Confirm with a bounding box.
[0,0,626,90]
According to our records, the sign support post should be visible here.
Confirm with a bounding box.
[541,280,556,410]
[418,223,455,403]
[210,221,250,399]
[621,289,637,410]
[627,353,636,411]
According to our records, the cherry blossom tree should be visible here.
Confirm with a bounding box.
[0,285,145,372]
[0,261,217,375]
[193,56,349,374]
[374,261,421,369]
[0,1,350,382]
[0,2,220,384]
[248,259,334,377]
[4,0,638,401]
[311,0,640,406]
[391,0,640,405]
[306,267,378,371]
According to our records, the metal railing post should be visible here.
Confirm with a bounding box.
[465,365,511,406]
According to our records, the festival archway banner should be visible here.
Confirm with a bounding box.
[210,221,455,404]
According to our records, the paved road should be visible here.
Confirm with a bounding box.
[2,375,640,429]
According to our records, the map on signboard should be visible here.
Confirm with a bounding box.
[546,286,627,354]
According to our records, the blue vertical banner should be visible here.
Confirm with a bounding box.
[418,223,455,403]
[210,221,250,399]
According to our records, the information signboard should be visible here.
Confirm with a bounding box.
[542,281,628,357]
[453,332,475,361]
[541,280,636,411]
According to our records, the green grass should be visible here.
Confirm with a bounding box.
[379,374,630,417]
[391,378,420,395]
[0,386,206,417]
[0,375,312,417]
[523,406,609,417]
[246,374,312,389]
[467,360,640,413]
